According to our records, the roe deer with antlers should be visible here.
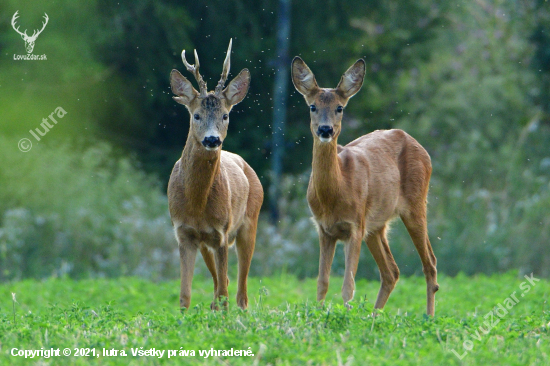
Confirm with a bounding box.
[291,57,439,316]
[11,11,48,54]
[168,40,263,310]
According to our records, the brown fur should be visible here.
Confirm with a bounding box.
[168,41,263,310]
[292,56,439,316]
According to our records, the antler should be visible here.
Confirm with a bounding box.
[11,11,28,38]
[215,39,232,96]
[29,13,48,40]
[181,49,208,98]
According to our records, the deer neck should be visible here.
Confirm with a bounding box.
[311,137,343,205]
[179,135,221,213]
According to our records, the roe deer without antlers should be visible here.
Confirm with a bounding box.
[168,39,263,310]
[291,57,439,316]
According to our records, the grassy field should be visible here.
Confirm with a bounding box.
[0,272,548,365]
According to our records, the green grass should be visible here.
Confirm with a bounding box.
[0,272,548,365]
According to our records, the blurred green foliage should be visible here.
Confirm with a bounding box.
[0,138,177,280]
[0,0,548,280]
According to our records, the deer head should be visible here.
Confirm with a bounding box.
[292,56,365,143]
[170,39,250,151]
[11,11,49,54]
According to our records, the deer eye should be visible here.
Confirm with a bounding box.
[336,106,343,113]
[194,114,200,121]
[223,114,229,121]
[310,105,317,112]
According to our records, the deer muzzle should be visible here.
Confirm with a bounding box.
[202,136,222,150]
[317,125,334,142]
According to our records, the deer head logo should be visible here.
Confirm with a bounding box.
[11,11,49,54]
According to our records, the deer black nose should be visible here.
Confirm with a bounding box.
[202,136,222,148]
[317,125,334,138]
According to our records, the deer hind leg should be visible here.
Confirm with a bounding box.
[235,220,257,310]
[317,233,337,304]
[342,233,363,307]
[366,226,400,311]
[200,245,218,294]
[401,212,439,316]
[176,230,198,310]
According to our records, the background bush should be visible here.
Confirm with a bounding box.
[0,138,178,280]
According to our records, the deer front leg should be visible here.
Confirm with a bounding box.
[342,233,362,308]
[317,233,337,304]
[178,240,198,311]
[212,244,229,310]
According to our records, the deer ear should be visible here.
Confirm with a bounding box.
[291,56,319,98]
[336,59,366,99]
[170,69,198,105]
[223,69,250,106]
